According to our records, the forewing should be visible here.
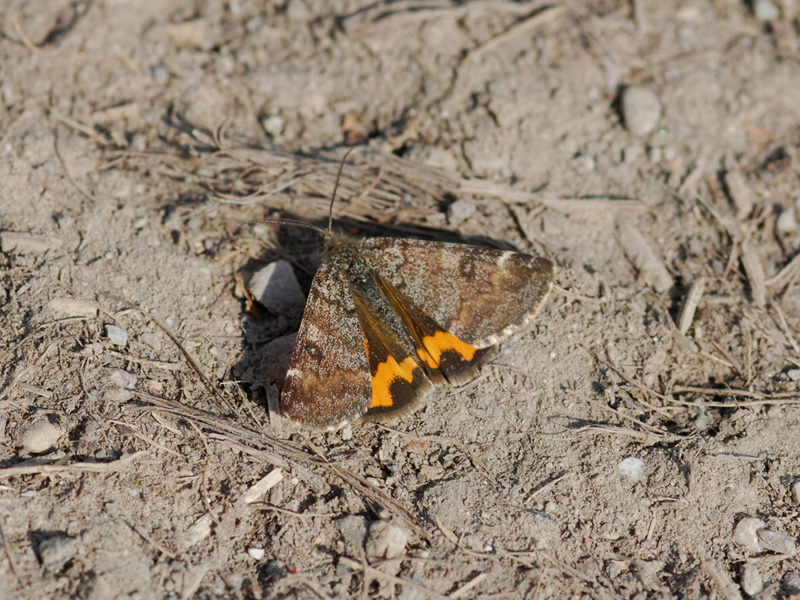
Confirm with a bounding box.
[360,237,553,348]
[280,260,372,429]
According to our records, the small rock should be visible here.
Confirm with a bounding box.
[618,457,645,482]
[733,517,765,554]
[37,535,80,572]
[792,481,800,504]
[741,563,763,597]
[783,572,800,596]
[337,515,368,552]
[787,369,800,382]
[753,0,780,21]
[48,298,99,318]
[249,261,306,314]
[168,20,210,50]
[106,368,139,389]
[104,324,128,347]
[447,199,477,225]
[247,547,265,560]
[19,419,63,454]
[757,528,797,555]
[366,520,408,560]
[262,115,285,138]
[621,86,662,136]
[777,207,798,233]
[340,424,353,441]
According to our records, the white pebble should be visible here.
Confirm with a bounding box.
[104,324,129,347]
[20,420,63,454]
[249,260,306,314]
[787,369,800,382]
[757,528,797,555]
[618,457,645,482]
[777,207,798,232]
[621,86,662,136]
[741,563,763,596]
[366,520,408,560]
[754,0,780,21]
[262,115,284,138]
[733,517,765,553]
[247,547,265,560]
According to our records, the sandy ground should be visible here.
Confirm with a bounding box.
[2,1,800,598]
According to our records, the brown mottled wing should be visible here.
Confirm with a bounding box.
[359,237,554,348]
[280,260,372,429]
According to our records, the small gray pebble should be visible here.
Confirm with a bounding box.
[757,528,797,555]
[783,571,800,595]
[733,517,765,553]
[741,563,763,597]
[621,86,662,136]
[792,481,800,504]
[366,520,409,560]
[754,0,780,20]
[447,199,477,225]
[38,535,80,572]
[787,369,800,382]
[106,368,138,389]
[250,260,306,314]
[104,324,128,347]
[337,515,368,552]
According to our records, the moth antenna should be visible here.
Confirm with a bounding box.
[328,147,356,231]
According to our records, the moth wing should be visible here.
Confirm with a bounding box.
[280,260,372,429]
[360,237,553,348]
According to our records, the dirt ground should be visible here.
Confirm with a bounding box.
[2,1,800,598]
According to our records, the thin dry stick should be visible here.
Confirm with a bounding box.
[123,519,177,559]
[10,15,45,54]
[449,573,488,599]
[136,392,429,538]
[466,4,568,62]
[0,336,75,403]
[592,352,675,417]
[677,277,707,335]
[53,126,98,204]
[766,252,800,288]
[0,451,146,478]
[582,395,683,440]
[740,239,767,308]
[106,419,184,458]
[105,294,238,415]
[771,301,800,355]
[528,473,570,500]
[540,552,594,583]
[670,387,800,408]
